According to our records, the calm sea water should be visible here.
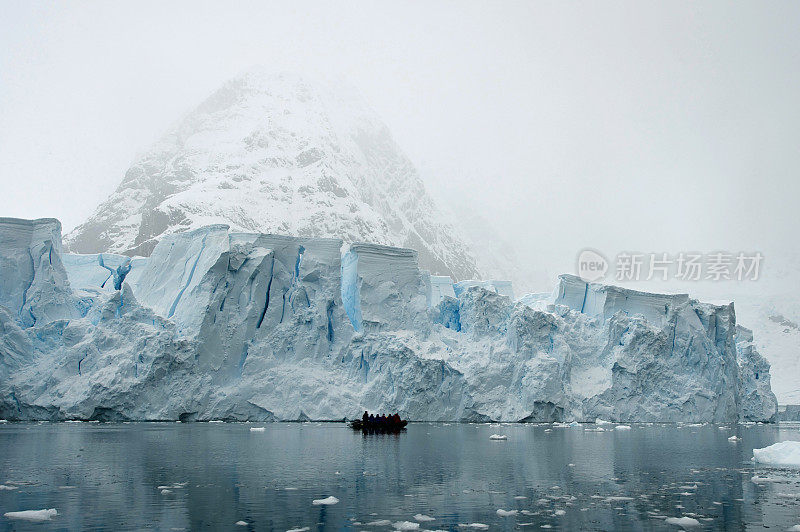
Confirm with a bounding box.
[1,422,799,531]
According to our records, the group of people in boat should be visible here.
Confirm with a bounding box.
[362,411,402,426]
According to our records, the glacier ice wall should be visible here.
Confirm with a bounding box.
[0,218,777,422]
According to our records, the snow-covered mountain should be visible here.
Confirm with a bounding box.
[65,69,479,281]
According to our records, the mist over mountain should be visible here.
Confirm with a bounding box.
[66,69,497,283]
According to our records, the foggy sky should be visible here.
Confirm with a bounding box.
[2,1,799,291]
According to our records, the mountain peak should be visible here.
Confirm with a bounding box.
[65,71,480,280]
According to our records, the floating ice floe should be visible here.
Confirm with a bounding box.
[489,434,507,440]
[235,521,248,526]
[161,489,173,495]
[250,427,266,432]
[595,418,612,425]
[788,525,800,531]
[0,484,19,490]
[554,510,566,516]
[615,425,632,431]
[751,475,778,484]
[312,496,339,505]
[3,509,58,522]
[664,516,700,527]
[286,527,310,532]
[727,435,740,442]
[366,520,392,526]
[393,521,419,530]
[752,441,800,467]
[413,514,435,522]
[496,509,517,516]
[0,420,7,423]
[458,524,489,529]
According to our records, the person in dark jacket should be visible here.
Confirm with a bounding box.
[362,411,369,424]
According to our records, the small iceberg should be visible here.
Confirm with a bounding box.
[235,521,248,526]
[413,514,435,522]
[458,524,489,529]
[489,434,508,440]
[727,435,740,442]
[392,522,420,530]
[595,418,612,425]
[664,516,700,527]
[752,441,800,467]
[496,509,517,516]
[615,425,632,430]
[312,496,339,505]
[3,509,58,522]
[250,427,266,432]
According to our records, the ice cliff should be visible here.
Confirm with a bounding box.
[0,218,777,422]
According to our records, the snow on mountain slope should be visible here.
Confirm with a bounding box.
[65,69,479,281]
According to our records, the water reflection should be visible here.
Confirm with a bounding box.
[0,422,798,530]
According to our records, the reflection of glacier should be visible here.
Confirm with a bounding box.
[0,218,777,422]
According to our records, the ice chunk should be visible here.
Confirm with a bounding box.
[413,514,435,522]
[250,427,266,432]
[458,524,489,529]
[727,435,740,442]
[3,509,58,522]
[489,434,508,440]
[366,520,392,526]
[428,276,456,307]
[496,509,517,516]
[312,496,339,505]
[664,516,700,527]
[0,484,19,490]
[393,522,420,530]
[235,521,248,526]
[752,441,800,467]
[615,425,632,430]
[454,280,514,299]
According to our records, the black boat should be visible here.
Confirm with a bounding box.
[349,419,408,432]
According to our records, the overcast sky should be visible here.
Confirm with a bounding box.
[2,1,799,291]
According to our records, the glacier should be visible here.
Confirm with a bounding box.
[0,217,777,422]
